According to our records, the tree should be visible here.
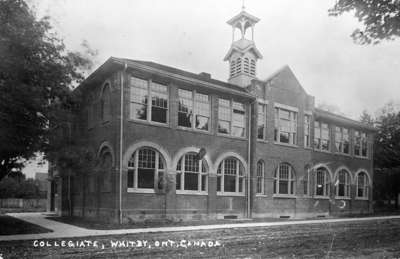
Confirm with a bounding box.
[0,0,96,180]
[329,0,400,44]
[360,109,374,126]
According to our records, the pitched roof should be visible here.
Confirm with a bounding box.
[314,108,376,131]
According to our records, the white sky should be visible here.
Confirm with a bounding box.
[23,0,400,177]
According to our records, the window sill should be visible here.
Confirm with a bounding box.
[355,197,369,201]
[335,196,351,200]
[127,188,155,194]
[313,149,331,154]
[273,194,296,199]
[216,133,247,141]
[128,119,170,128]
[255,194,268,197]
[313,196,330,200]
[217,192,245,197]
[274,142,298,148]
[257,139,269,144]
[176,126,212,136]
[176,190,208,195]
[354,155,369,160]
[334,152,351,157]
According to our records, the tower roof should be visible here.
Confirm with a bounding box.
[223,38,263,61]
[226,10,260,31]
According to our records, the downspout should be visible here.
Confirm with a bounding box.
[247,101,253,218]
[119,62,127,224]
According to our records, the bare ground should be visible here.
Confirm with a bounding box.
[1,218,400,258]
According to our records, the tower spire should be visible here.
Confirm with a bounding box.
[224,6,262,87]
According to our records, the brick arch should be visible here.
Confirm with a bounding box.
[122,141,172,170]
[172,147,213,173]
[97,141,115,167]
[333,166,353,184]
[311,163,334,181]
[354,169,372,186]
[214,152,247,175]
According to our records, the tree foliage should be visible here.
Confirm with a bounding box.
[329,0,400,44]
[0,0,96,180]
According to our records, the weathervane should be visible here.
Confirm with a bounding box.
[242,0,245,11]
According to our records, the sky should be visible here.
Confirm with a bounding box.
[22,0,400,177]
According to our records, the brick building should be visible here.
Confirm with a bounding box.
[48,8,375,222]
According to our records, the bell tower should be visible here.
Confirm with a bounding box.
[224,5,262,87]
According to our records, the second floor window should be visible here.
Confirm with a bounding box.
[354,131,368,157]
[314,121,330,151]
[218,99,246,137]
[130,77,168,124]
[335,127,350,154]
[178,89,210,131]
[274,107,297,145]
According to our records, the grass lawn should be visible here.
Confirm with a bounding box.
[1,218,400,258]
[0,215,52,235]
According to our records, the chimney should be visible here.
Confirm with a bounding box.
[199,72,211,80]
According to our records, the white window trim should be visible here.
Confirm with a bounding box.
[354,131,369,158]
[217,98,247,138]
[304,114,311,148]
[217,158,246,196]
[129,77,169,125]
[314,121,331,152]
[274,163,296,196]
[175,153,208,194]
[256,161,265,195]
[314,169,330,198]
[335,170,351,199]
[274,107,298,145]
[355,172,370,200]
[177,89,211,132]
[127,148,165,192]
[274,102,299,112]
[257,103,267,141]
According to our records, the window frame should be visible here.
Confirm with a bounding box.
[304,114,311,148]
[335,169,351,199]
[127,147,165,193]
[335,126,350,155]
[273,163,296,197]
[257,103,267,140]
[274,104,298,145]
[129,77,169,125]
[256,160,265,195]
[177,89,211,132]
[314,167,331,198]
[354,130,368,158]
[314,121,330,152]
[356,171,370,199]
[175,152,208,195]
[217,157,246,196]
[217,98,247,138]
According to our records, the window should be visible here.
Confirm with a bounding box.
[178,89,210,131]
[127,148,165,191]
[218,99,246,137]
[335,127,350,154]
[129,77,168,123]
[354,131,368,157]
[100,83,111,122]
[176,153,208,193]
[256,160,264,194]
[336,169,350,198]
[303,165,311,196]
[314,121,330,151]
[274,107,297,145]
[356,171,369,198]
[315,167,330,197]
[257,104,266,140]
[304,115,311,148]
[99,148,112,192]
[217,157,245,194]
[273,163,295,195]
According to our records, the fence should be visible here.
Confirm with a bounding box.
[0,198,46,210]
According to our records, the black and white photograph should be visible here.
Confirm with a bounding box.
[1,0,400,258]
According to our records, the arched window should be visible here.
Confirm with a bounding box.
[356,171,369,199]
[99,148,113,192]
[250,59,256,76]
[315,167,330,197]
[176,153,208,193]
[127,147,165,190]
[303,165,311,196]
[100,83,111,122]
[336,169,351,198]
[244,57,250,74]
[274,163,295,195]
[217,157,245,194]
[230,60,236,77]
[256,160,264,194]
